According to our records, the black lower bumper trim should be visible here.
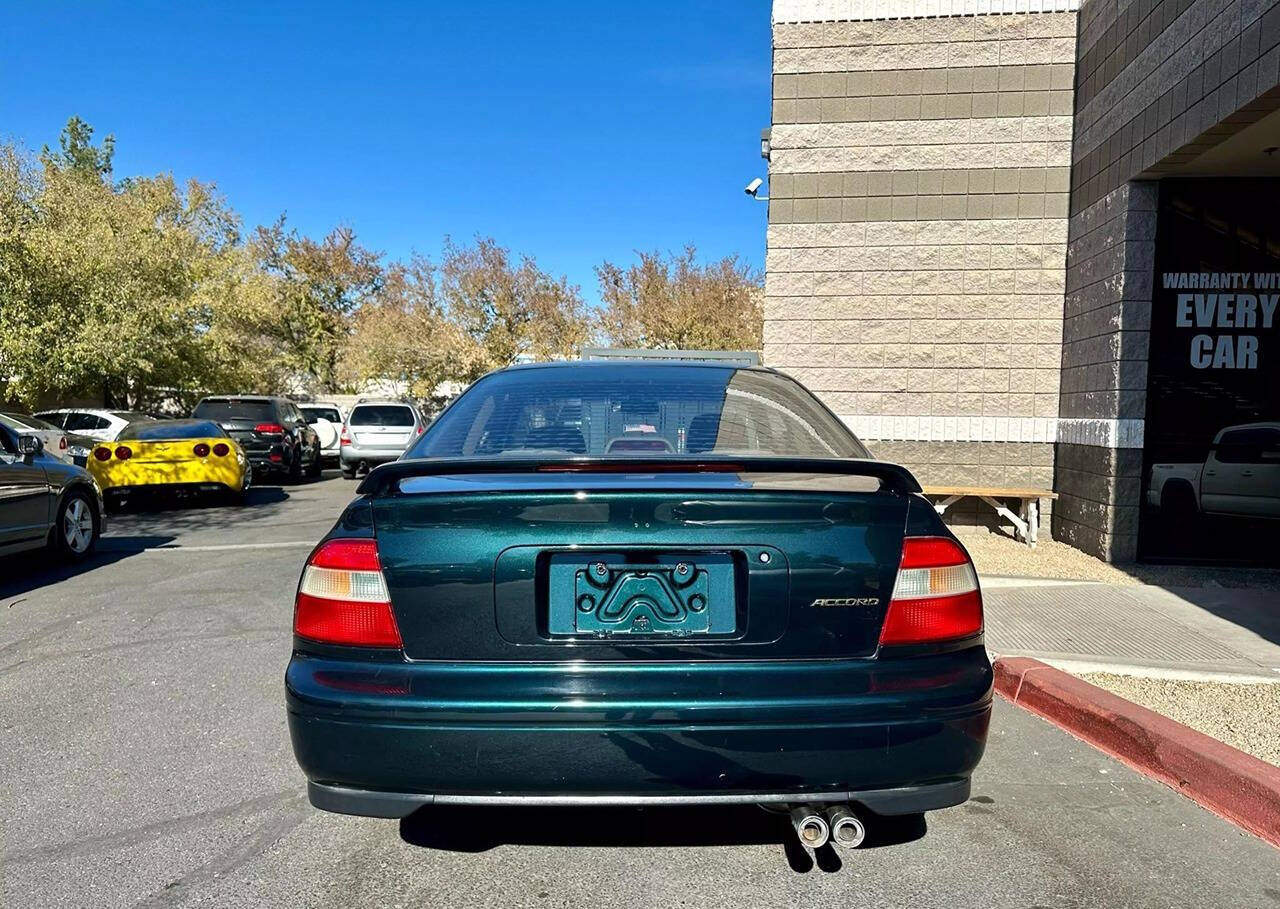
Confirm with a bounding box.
[306,778,970,819]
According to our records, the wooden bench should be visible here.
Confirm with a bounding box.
[921,486,1059,548]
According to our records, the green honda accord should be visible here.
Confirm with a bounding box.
[285,360,991,849]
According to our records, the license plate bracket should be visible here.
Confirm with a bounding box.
[547,552,736,637]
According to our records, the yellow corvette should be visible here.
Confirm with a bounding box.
[88,418,251,506]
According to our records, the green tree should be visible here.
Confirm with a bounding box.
[440,236,592,378]
[597,246,763,351]
[0,128,250,408]
[251,220,383,392]
[41,116,115,183]
[341,256,486,400]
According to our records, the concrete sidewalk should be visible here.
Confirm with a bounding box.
[982,578,1280,682]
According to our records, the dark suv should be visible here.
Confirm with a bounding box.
[191,396,321,482]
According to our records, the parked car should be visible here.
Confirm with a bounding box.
[191,396,321,482]
[87,419,251,507]
[338,399,425,479]
[0,420,103,560]
[35,408,155,442]
[0,411,84,465]
[1148,422,1280,519]
[286,361,991,848]
[299,403,345,467]
[1,411,69,462]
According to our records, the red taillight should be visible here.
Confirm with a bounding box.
[880,537,982,646]
[59,436,68,449]
[93,447,112,461]
[416,425,424,435]
[269,453,283,463]
[114,446,133,460]
[899,537,970,569]
[294,539,401,648]
[340,426,351,446]
[255,422,284,434]
[193,443,211,458]
[212,443,230,457]
[310,539,380,570]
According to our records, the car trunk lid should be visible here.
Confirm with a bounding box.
[366,459,916,662]
[116,440,220,464]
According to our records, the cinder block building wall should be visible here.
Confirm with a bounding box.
[764,0,1079,523]
[1056,0,1280,560]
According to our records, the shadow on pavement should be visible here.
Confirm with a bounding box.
[0,534,175,600]
[399,804,925,868]
[106,486,290,534]
[1159,584,1280,652]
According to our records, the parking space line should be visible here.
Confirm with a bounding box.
[138,541,319,553]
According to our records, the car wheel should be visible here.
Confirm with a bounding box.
[52,490,98,561]
[1161,482,1197,518]
[288,450,303,484]
[307,446,323,478]
[341,465,356,480]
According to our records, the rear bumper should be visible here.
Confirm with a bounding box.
[307,777,972,818]
[247,449,288,473]
[104,482,241,496]
[286,647,992,815]
[94,464,247,493]
[339,447,403,468]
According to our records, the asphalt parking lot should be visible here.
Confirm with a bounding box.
[3,474,1278,908]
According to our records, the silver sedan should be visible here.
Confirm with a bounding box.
[0,422,104,560]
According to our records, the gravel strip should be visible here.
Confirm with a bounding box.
[1079,672,1280,767]
[954,527,1280,590]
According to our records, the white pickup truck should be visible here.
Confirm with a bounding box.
[1148,422,1280,519]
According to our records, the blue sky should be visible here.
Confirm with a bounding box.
[0,1,772,304]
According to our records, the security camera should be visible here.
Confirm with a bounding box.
[745,177,764,197]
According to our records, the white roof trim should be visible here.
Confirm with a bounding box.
[774,0,1080,21]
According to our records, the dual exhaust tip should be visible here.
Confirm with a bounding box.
[789,805,866,850]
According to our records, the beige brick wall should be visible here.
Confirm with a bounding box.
[764,10,1077,513]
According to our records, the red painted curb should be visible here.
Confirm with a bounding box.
[993,656,1280,848]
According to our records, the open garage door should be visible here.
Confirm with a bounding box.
[1140,179,1280,564]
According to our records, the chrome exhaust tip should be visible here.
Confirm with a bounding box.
[789,806,830,849]
[826,805,867,849]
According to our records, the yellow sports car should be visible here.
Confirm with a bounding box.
[88,418,251,506]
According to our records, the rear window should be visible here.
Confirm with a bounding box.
[1215,426,1280,464]
[1,412,58,432]
[302,407,342,424]
[349,405,415,427]
[193,399,276,422]
[407,365,866,460]
[124,420,227,441]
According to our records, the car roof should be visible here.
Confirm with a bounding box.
[1219,422,1280,432]
[501,359,775,374]
[198,395,280,402]
[36,407,131,416]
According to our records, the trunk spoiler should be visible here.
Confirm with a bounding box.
[357,457,923,496]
